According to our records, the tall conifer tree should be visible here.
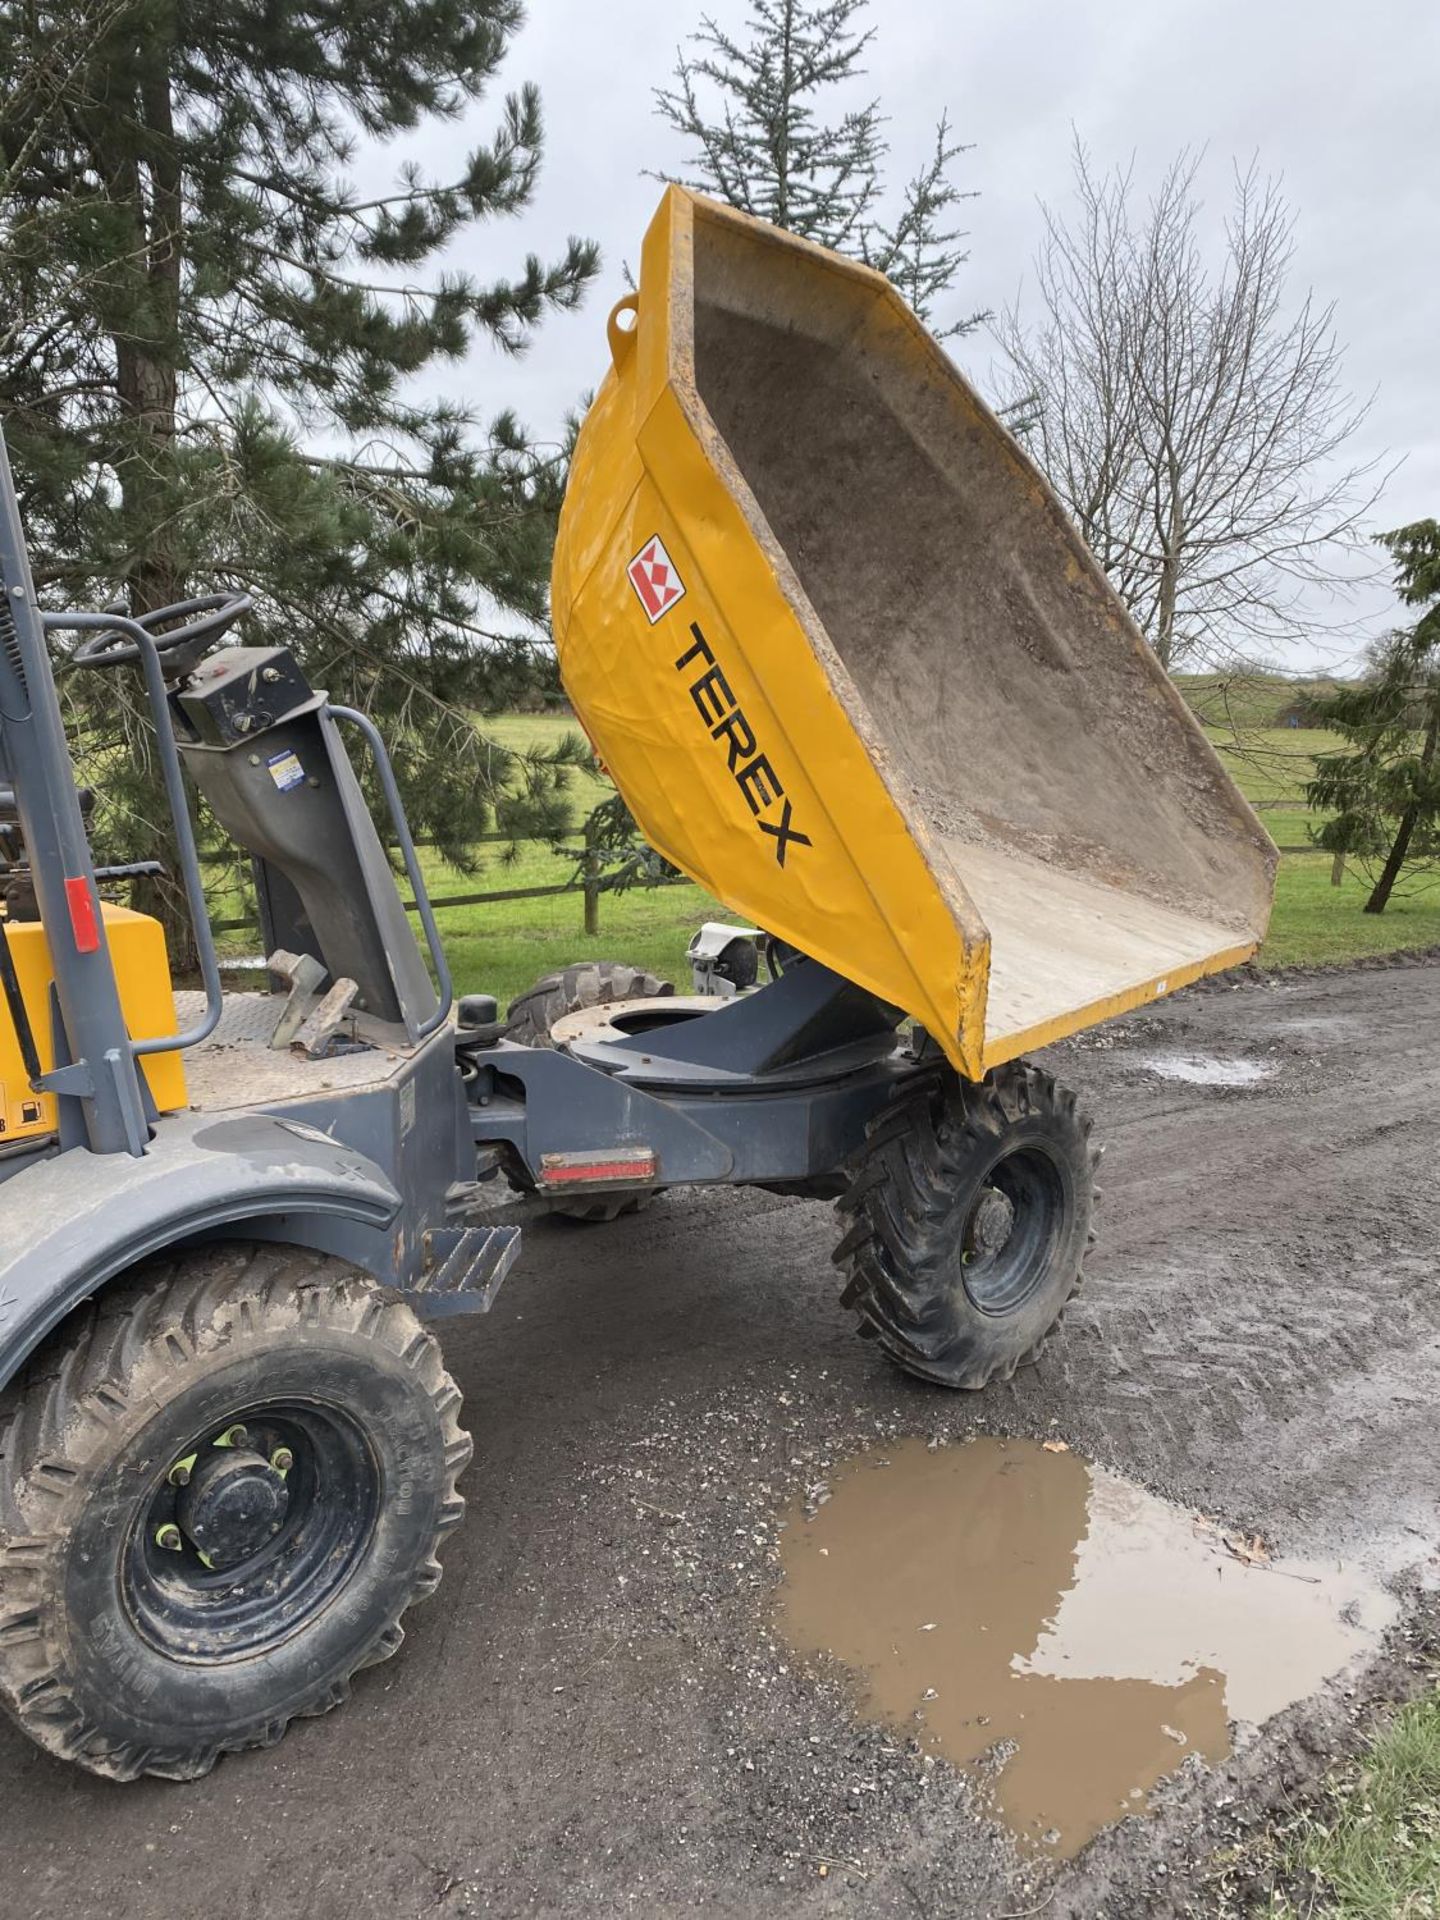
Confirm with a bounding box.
[0,0,598,955]
[655,0,980,337]
[1310,522,1440,914]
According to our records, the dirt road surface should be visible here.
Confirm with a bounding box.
[1,961,1436,1919]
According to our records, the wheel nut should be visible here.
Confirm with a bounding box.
[269,1447,294,1475]
[155,1523,184,1552]
[215,1424,249,1449]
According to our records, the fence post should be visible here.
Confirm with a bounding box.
[582,820,601,937]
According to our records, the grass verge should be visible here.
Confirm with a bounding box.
[1280,1689,1440,1917]
[1260,859,1440,969]
[1209,1685,1440,1917]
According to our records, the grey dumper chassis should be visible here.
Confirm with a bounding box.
[472,956,921,1196]
[0,424,518,1387]
[0,418,1096,1782]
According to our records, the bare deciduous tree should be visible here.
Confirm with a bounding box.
[998,145,1383,670]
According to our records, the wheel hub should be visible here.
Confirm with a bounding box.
[968,1185,1016,1260]
[176,1449,290,1570]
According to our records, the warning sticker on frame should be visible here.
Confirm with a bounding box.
[267,748,306,793]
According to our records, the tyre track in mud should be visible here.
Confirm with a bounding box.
[0,960,1435,1919]
[1030,965,1439,1526]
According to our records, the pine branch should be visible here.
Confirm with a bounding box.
[0,0,599,958]
[651,3,979,329]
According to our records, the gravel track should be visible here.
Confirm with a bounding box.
[0,960,1435,1919]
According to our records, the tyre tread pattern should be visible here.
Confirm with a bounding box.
[833,1062,1099,1389]
[502,960,673,1050]
[0,1244,471,1782]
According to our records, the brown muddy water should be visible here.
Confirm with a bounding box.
[777,1437,1392,1857]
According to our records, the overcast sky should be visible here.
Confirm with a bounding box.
[374,0,1440,670]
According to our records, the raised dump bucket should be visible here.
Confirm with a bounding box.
[552,188,1277,1080]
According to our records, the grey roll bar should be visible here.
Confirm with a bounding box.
[43,609,225,1056]
[0,429,151,1153]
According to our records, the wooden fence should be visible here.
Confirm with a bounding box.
[208,820,1336,946]
[208,825,684,941]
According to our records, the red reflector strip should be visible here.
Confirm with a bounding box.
[64,876,100,954]
[539,1148,657,1188]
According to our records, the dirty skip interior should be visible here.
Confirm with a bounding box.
[777,1436,1391,1857]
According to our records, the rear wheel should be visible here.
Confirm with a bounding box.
[504,960,672,1223]
[833,1062,1098,1389]
[0,1243,469,1781]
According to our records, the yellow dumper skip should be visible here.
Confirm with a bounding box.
[553,188,1277,1081]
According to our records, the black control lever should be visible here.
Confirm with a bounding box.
[92,859,165,884]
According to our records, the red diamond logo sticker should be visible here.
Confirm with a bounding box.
[626,535,686,624]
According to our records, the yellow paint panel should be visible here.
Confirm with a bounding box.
[552,188,1276,1077]
[0,905,186,1141]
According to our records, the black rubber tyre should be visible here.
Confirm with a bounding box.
[502,960,673,1049]
[504,960,673,1223]
[0,1243,470,1782]
[833,1062,1099,1389]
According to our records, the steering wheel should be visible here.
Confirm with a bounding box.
[71,592,254,669]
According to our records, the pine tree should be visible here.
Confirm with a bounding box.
[655,1,981,337]
[863,113,983,339]
[655,0,882,252]
[1308,522,1440,914]
[0,0,599,960]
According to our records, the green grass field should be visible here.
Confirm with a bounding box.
[1202,723,1440,969]
[212,704,1440,1006]
[1173,669,1345,732]
[417,852,727,1013]
[1208,1685,1440,1917]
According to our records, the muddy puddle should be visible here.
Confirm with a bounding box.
[777,1437,1391,1857]
[1139,1052,1273,1087]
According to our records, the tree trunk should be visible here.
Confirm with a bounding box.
[1152,472,1183,671]
[1365,703,1439,913]
[117,25,183,615]
[113,24,196,968]
[581,819,602,937]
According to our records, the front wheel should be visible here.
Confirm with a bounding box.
[0,1244,470,1781]
[833,1062,1099,1389]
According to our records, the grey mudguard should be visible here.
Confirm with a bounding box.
[0,1109,401,1393]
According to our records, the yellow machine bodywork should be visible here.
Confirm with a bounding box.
[552,187,1277,1080]
[0,904,187,1143]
